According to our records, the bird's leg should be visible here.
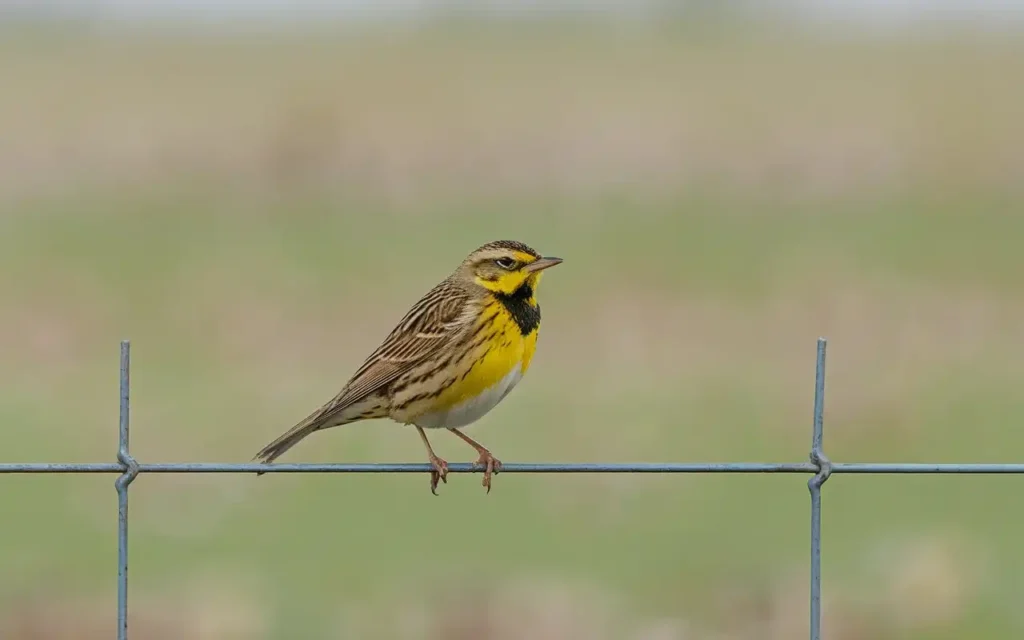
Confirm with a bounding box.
[449,429,503,494]
[415,426,448,495]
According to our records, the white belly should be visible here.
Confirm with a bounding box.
[415,364,523,429]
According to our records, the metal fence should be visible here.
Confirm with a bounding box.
[3,337,1023,640]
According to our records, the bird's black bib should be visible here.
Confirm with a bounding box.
[495,284,541,336]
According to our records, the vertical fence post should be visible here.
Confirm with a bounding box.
[115,341,139,640]
[808,337,832,640]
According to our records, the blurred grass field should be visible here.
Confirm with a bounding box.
[2,19,1024,640]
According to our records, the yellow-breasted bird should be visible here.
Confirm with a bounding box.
[253,240,562,494]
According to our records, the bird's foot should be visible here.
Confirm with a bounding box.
[472,450,503,494]
[428,454,449,496]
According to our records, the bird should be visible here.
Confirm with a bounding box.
[252,240,562,494]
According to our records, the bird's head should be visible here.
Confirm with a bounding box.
[458,240,563,297]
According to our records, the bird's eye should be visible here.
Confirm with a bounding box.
[495,257,517,270]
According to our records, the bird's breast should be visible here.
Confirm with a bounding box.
[408,304,539,428]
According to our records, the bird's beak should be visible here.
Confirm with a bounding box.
[523,256,563,273]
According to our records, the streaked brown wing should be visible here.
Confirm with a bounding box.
[251,280,476,466]
[316,279,473,420]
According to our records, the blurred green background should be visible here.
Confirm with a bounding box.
[2,11,1024,640]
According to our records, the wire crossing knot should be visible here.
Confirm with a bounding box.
[809,447,833,489]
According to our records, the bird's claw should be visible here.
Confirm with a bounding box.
[429,456,449,496]
[472,451,502,494]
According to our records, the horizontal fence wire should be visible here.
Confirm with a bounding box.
[2,337,1022,640]
[5,462,1024,474]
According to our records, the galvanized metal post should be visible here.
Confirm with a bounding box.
[808,338,831,640]
[115,341,139,640]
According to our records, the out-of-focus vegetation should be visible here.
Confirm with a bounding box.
[1,18,1023,639]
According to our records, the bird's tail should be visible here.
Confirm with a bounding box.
[253,396,384,474]
[253,403,340,473]
[253,417,320,468]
